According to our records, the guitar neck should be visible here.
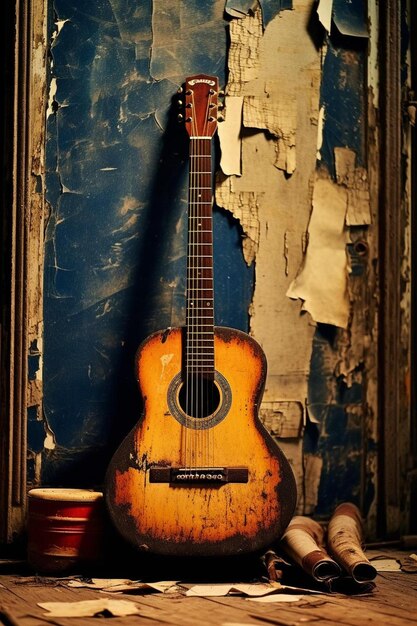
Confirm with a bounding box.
[186,137,215,378]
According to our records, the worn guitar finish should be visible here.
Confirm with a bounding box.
[105,75,297,557]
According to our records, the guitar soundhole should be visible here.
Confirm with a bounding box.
[178,376,221,419]
[167,371,232,430]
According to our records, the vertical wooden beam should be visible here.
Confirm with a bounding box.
[409,0,417,533]
[0,0,47,544]
[378,0,405,537]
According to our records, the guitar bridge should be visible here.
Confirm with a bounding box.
[149,467,248,484]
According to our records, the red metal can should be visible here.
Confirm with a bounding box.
[27,488,105,574]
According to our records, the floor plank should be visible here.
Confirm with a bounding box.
[1,553,417,626]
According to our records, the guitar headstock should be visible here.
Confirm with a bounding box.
[178,75,221,138]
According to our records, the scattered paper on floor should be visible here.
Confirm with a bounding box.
[369,557,401,572]
[185,582,321,597]
[66,579,179,593]
[186,583,281,597]
[38,599,140,617]
[248,593,306,603]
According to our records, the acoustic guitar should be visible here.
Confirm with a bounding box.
[104,75,297,557]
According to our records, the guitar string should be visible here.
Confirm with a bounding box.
[202,93,214,470]
[187,90,197,470]
[201,96,210,470]
[190,91,199,469]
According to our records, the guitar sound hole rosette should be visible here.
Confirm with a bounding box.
[167,370,232,430]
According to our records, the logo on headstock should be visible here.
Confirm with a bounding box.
[188,78,216,86]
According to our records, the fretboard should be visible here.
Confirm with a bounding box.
[186,137,214,378]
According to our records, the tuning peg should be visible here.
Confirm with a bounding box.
[177,113,184,122]
[177,99,183,107]
[217,115,225,122]
[219,90,225,97]
[217,103,224,110]
[177,86,183,94]
[185,117,193,123]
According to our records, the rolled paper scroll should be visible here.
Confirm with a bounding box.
[280,516,341,582]
[327,502,377,583]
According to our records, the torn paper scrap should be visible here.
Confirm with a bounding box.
[286,175,351,328]
[334,147,371,226]
[369,557,401,572]
[316,106,325,159]
[215,173,260,265]
[248,593,307,602]
[227,7,263,95]
[185,582,321,597]
[218,96,243,176]
[38,599,141,617]
[186,582,282,597]
[317,0,333,33]
[67,578,139,590]
[66,579,179,593]
[243,96,296,174]
[259,400,304,438]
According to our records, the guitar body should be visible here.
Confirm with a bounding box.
[105,326,296,557]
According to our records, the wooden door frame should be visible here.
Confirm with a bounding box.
[378,0,415,537]
[0,0,47,546]
[409,0,417,533]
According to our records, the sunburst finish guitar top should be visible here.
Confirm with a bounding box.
[105,75,297,557]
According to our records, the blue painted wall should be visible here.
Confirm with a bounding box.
[306,10,373,518]
[41,0,257,486]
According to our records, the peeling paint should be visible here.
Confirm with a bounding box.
[216,173,261,265]
[217,96,243,176]
[367,1,379,102]
[259,400,303,438]
[227,7,263,95]
[316,105,325,159]
[243,93,297,173]
[303,454,323,514]
[287,172,351,329]
[43,420,57,451]
[317,0,333,34]
[334,147,371,226]
[215,1,322,507]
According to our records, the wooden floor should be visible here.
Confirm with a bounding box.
[0,550,416,626]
